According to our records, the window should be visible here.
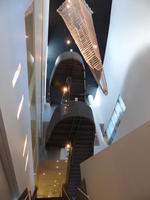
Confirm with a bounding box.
[105,96,126,144]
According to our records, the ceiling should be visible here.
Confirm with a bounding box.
[46,0,112,100]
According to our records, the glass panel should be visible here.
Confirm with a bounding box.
[106,96,126,144]
[112,111,118,126]
[118,96,126,112]
[107,120,114,140]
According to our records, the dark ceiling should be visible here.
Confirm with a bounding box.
[46,0,112,100]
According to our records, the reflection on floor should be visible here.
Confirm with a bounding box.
[36,160,67,198]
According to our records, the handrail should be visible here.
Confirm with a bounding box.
[62,185,72,200]
[77,188,90,200]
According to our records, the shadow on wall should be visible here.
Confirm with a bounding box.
[115,46,150,141]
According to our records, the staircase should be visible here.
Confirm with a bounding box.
[45,52,95,200]
[67,119,94,198]
[46,102,95,199]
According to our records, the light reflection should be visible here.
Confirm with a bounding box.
[25,152,29,172]
[12,64,21,88]
[23,135,28,157]
[17,95,24,119]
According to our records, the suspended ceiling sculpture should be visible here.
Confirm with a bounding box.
[57,0,108,95]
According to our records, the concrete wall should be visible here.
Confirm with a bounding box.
[0,159,11,200]
[0,0,34,196]
[91,0,150,144]
[81,120,150,200]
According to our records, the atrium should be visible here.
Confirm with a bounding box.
[0,0,150,200]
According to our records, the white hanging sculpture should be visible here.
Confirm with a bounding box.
[57,0,108,95]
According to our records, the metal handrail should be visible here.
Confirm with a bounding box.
[62,185,72,200]
[77,188,90,200]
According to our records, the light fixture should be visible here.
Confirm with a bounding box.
[54,184,56,187]
[57,0,108,95]
[12,63,21,88]
[25,35,29,39]
[56,160,59,163]
[66,39,71,45]
[58,172,62,176]
[66,4,70,9]
[56,166,59,169]
[43,172,46,176]
[93,44,98,49]
[23,135,28,157]
[70,49,73,52]
[17,95,24,119]
[63,86,68,93]
[65,143,71,151]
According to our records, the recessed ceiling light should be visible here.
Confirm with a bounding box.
[56,160,59,163]
[43,172,46,176]
[58,172,62,176]
[56,166,59,169]
[66,39,71,45]
[54,184,56,187]
[70,49,73,52]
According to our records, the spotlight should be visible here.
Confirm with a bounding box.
[65,143,71,151]
[63,86,68,93]
[66,39,71,45]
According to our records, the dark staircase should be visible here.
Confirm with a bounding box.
[46,105,95,199]
[67,120,94,198]
[45,52,95,199]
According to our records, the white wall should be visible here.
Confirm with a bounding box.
[91,0,150,144]
[0,0,34,196]
[81,120,150,200]
[0,159,11,200]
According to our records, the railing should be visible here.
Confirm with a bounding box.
[31,187,38,200]
[76,188,90,200]
[62,185,72,200]
[18,188,31,200]
[18,187,37,200]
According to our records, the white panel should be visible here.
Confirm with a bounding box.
[90,0,150,143]
[0,0,34,195]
